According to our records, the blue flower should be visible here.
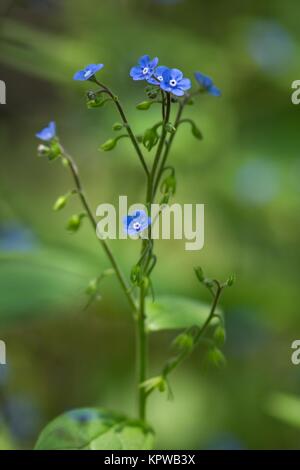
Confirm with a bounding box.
[160,68,191,96]
[194,72,221,96]
[147,66,169,85]
[130,55,159,81]
[123,210,151,236]
[73,64,104,81]
[36,121,56,141]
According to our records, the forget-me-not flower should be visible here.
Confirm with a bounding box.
[194,72,221,96]
[160,68,191,96]
[130,55,159,81]
[123,210,151,236]
[147,66,169,85]
[73,64,104,81]
[36,121,56,141]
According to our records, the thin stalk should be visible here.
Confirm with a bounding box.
[137,281,147,421]
[93,79,149,177]
[61,147,137,312]
[149,93,171,201]
[136,93,172,421]
[163,285,223,378]
[153,97,187,198]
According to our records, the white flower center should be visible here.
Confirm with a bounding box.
[84,70,91,78]
[157,76,163,82]
[142,67,149,75]
[133,222,141,231]
[169,79,177,87]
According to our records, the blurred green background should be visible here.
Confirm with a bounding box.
[1,0,300,450]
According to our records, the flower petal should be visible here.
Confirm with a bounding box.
[150,57,159,69]
[194,72,213,89]
[169,68,183,82]
[36,121,56,141]
[139,55,151,67]
[130,66,143,79]
[178,78,191,91]
[171,87,185,97]
[208,85,222,97]
[73,63,103,81]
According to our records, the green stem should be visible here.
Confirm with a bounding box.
[93,79,149,177]
[137,281,147,421]
[153,97,188,198]
[149,93,171,201]
[135,94,172,421]
[61,147,137,312]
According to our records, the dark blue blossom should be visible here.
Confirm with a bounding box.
[73,64,104,81]
[160,68,191,96]
[123,210,151,236]
[36,121,56,141]
[194,72,221,96]
[130,55,159,81]
[147,66,169,85]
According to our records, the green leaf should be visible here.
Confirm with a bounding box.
[35,408,154,450]
[146,295,222,332]
[266,393,300,429]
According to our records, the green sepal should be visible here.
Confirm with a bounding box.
[213,325,226,346]
[165,122,176,134]
[203,346,227,368]
[142,128,159,151]
[37,140,61,161]
[86,91,111,109]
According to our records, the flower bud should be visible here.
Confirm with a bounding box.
[66,214,85,232]
[174,332,194,352]
[136,100,152,110]
[214,325,226,346]
[194,266,205,283]
[85,278,98,295]
[100,138,117,151]
[53,194,70,211]
[191,123,203,140]
[145,85,159,100]
[112,122,123,131]
[165,122,176,134]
